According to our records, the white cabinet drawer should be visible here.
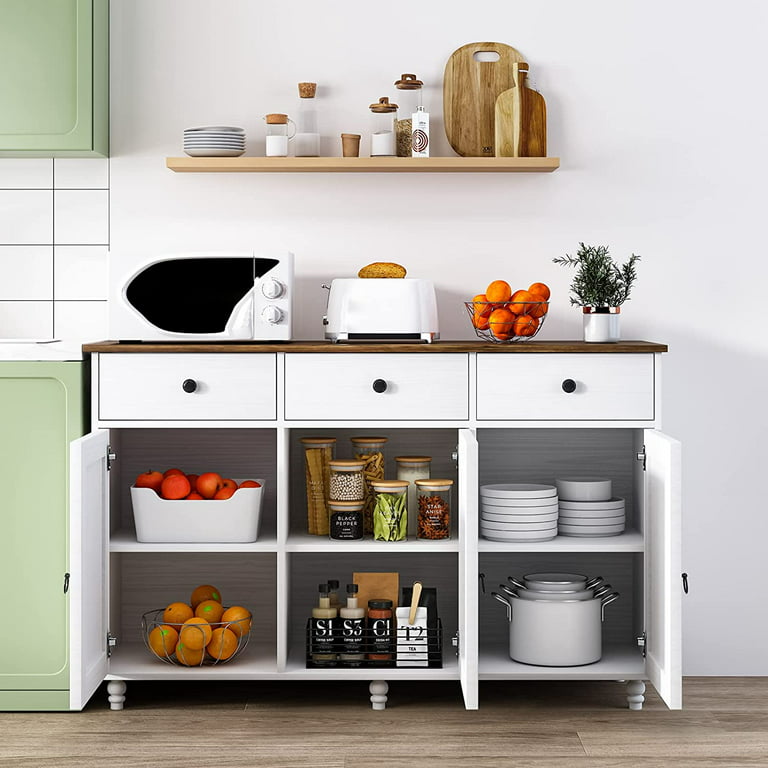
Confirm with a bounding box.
[98,354,277,421]
[285,354,469,421]
[477,353,655,421]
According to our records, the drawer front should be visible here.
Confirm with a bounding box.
[477,353,655,421]
[98,354,277,421]
[285,354,469,420]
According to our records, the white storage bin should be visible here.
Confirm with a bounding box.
[130,479,264,543]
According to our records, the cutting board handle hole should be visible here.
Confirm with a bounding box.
[473,51,501,62]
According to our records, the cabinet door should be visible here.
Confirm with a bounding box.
[644,429,682,709]
[458,428,478,709]
[69,430,109,710]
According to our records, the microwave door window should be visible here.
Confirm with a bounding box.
[125,258,257,334]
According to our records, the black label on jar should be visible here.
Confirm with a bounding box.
[330,511,363,540]
[341,617,364,653]
[369,617,392,656]
[310,617,337,656]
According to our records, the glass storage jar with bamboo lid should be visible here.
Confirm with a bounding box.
[351,436,388,535]
[329,500,365,541]
[393,74,423,157]
[415,479,453,540]
[370,479,409,541]
[300,437,336,536]
[328,459,366,502]
[369,97,398,156]
[395,455,432,538]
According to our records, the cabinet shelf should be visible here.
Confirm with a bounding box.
[165,156,560,173]
[478,529,644,554]
[109,529,278,553]
[285,532,459,553]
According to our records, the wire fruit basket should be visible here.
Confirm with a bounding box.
[142,608,252,666]
[465,301,548,342]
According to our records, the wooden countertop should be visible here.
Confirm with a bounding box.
[83,340,667,354]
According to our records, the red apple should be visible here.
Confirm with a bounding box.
[134,470,163,494]
[214,487,236,500]
[185,492,204,500]
[238,480,261,489]
[196,472,223,499]
[220,478,237,490]
[163,467,185,478]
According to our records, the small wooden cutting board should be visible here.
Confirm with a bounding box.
[494,62,547,157]
[443,42,525,157]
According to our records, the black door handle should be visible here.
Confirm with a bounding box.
[372,379,388,393]
[562,379,577,393]
[182,379,198,393]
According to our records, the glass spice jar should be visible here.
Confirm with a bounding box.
[328,459,366,502]
[371,479,408,542]
[328,500,364,541]
[395,456,432,538]
[351,436,387,535]
[367,599,394,662]
[368,97,398,156]
[300,437,336,536]
[415,479,453,540]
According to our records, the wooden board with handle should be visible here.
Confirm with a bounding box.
[495,62,547,157]
[443,42,525,157]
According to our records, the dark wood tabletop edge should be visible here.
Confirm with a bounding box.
[82,340,668,353]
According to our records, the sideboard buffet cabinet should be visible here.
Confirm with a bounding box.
[16,340,682,712]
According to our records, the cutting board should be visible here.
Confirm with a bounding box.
[495,63,547,157]
[443,42,525,157]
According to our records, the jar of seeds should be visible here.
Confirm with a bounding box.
[351,436,388,535]
[415,479,452,540]
[394,73,423,157]
[371,479,408,541]
[328,459,366,502]
[300,437,336,536]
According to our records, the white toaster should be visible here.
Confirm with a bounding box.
[323,278,439,342]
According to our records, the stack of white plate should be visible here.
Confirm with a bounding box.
[480,484,558,542]
[556,477,626,537]
[184,126,245,157]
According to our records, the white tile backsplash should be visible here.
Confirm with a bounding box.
[54,245,109,300]
[0,246,53,300]
[54,300,108,342]
[0,301,53,338]
[0,159,53,189]
[0,190,53,245]
[54,190,109,245]
[54,158,109,189]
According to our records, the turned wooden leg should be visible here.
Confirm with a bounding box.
[107,680,127,711]
[369,680,389,710]
[626,680,645,710]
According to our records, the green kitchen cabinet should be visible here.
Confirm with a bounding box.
[0,0,108,156]
[0,362,86,710]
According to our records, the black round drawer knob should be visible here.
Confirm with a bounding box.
[182,379,198,393]
[562,379,577,393]
[372,379,388,394]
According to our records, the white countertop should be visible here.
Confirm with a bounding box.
[0,340,84,361]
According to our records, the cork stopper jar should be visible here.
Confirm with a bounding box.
[369,98,398,157]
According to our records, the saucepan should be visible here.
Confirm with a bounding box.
[508,572,604,592]
[499,582,612,602]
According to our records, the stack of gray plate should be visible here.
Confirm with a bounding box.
[184,126,245,157]
[480,484,558,542]
[555,477,625,537]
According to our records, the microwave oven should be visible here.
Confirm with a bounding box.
[109,251,293,341]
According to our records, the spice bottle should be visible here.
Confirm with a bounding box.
[369,97,397,156]
[416,479,453,540]
[339,584,365,666]
[295,82,320,157]
[300,437,336,536]
[351,436,387,535]
[264,113,296,157]
[367,599,394,662]
[310,583,338,665]
[395,455,432,538]
[329,500,364,541]
[393,74,423,157]
[371,479,409,541]
[328,459,366,502]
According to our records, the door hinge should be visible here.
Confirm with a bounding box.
[63,572,70,594]
[107,633,118,657]
[637,631,647,657]
[107,445,116,471]
[636,446,646,471]
[452,631,460,655]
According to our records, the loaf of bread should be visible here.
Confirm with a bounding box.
[357,262,407,278]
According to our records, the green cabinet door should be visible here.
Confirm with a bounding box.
[0,0,108,156]
[0,362,85,710]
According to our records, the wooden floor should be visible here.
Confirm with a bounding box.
[1,678,767,767]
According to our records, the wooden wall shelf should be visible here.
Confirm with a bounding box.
[165,156,560,173]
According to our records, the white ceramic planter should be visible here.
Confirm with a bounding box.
[583,307,620,343]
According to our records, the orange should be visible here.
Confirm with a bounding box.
[207,627,238,661]
[195,599,225,624]
[472,294,493,318]
[148,624,179,659]
[513,314,539,337]
[509,289,535,315]
[528,282,551,301]
[488,307,515,336]
[485,280,512,304]
[179,617,213,650]
[220,606,252,638]
[175,641,205,666]
[163,601,194,625]
[527,294,548,318]
[473,311,490,331]
[190,585,222,609]
[492,331,512,341]
[160,474,191,500]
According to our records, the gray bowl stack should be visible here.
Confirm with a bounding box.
[555,477,625,537]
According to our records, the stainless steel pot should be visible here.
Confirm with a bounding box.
[492,589,620,666]
[499,582,612,602]
[509,573,604,592]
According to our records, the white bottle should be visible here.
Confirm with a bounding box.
[412,105,429,157]
[295,82,320,157]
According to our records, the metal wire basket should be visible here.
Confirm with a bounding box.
[142,608,251,666]
[465,301,548,342]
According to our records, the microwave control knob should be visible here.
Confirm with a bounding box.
[261,305,283,324]
[261,278,285,299]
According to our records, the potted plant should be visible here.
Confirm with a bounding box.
[553,243,640,342]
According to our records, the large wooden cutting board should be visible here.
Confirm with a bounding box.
[443,42,525,157]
